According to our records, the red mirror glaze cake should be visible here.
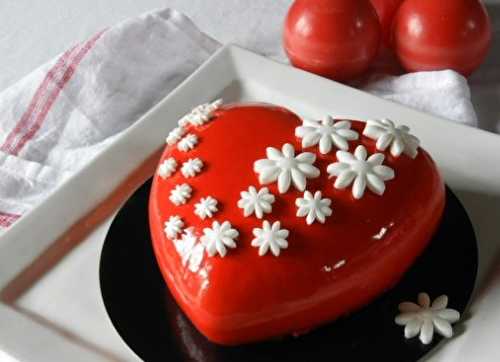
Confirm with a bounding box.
[149,101,445,345]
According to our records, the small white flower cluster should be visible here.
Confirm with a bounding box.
[179,99,223,127]
[166,99,223,149]
[160,101,225,256]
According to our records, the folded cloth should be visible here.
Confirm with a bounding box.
[0,7,477,230]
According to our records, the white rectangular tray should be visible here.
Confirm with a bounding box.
[1,45,500,362]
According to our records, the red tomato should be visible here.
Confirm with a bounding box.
[393,0,492,76]
[370,0,404,47]
[284,0,381,82]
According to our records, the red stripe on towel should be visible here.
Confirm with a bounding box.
[1,30,105,155]
[0,45,79,153]
[0,212,21,228]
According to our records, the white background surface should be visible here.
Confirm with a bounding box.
[1,0,499,131]
[1,1,500,361]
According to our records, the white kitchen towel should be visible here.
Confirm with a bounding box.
[0,7,477,230]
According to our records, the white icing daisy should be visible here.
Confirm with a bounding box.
[164,215,184,240]
[295,190,333,225]
[178,134,199,152]
[295,116,359,154]
[254,143,320,194]
[395,293,460,345]
[194,196,218,219]
[173,228,205,272]
[180,99,223,127]
[166,127,186,145]
[251,220,289,257]
[201,221,239,257]
[326,145,395,200]
[181,158,203,178]
[363,119,420,158]
[158,157,177,179]
[169,183,192,205]
[237,186,275,219]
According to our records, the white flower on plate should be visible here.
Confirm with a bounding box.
[181,158,203,178]
[179,99,223,127]
[194,196,218,219]
[169,183,192,205]
[295,116,359,154]
[178,134,199,152]
[363,119,420,159]
[164,215,184,240]
[395,293,460,345]
[158,157,177,179]
[173,228,205,272]
[201,221,239,257]
[254,143,320,194]
[326,145,395,200]
[295,190,333,225]
[237,186,275,219]
[166,126,186,145]
[251,220,289,257]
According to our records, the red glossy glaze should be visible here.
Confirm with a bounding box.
[370,0,404,47]
[149,104,445,345]
[393,0,492,76]
[283,0,381,81]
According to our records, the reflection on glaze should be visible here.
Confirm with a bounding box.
[334,260,346,269]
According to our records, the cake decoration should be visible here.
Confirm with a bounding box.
[251,220,290,257]
[295,190,333,225]
[181,158,204,178]
[327,145,395,199]
[295,116,359,154]
[363,119,420,158]
[179,99,223,127]
[158,157,177,179]
[254,143,320,194]
[149,103,446,346]
[395,293,460,345]
[166,126,186,145]
[194,196,219,219]
[237,186,275,219]
[201,221,239,257]
[178,134,199,152]
[169,183,192,205]
[164,215,184,240]
[173,228,205,272]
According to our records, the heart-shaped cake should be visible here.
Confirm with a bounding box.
[149,101,445,345]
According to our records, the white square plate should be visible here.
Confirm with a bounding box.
[1,45,500,362]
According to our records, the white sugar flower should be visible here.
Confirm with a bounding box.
[295,116,359,154]
[173,228,205,272]
[201,221,239,257]
[363,119,420,158]
[166,127,186,145]
[295,191,333,225]
[237,186,275,219]
[194,196,218,219]
[181,158,204,178]
[395,293,460,345]
[254,143,320,194]
[158,157,177,179]
[164,215,184,240]
[178,134,199,152]
[327,145,395,200]
[251,220,289,257]
[179,99,223,127]
[169,183,192,205]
